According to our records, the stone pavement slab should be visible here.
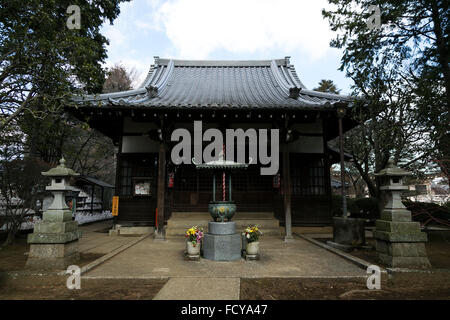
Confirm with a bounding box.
[153,277,240,300]
[84,235,366,279]
[78,220,143,255]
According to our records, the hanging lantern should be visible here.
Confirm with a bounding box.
[168,172,174,188]
[273,173,281,188]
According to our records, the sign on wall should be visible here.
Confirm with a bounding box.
[134,179,151,196]
[112,196,119,216]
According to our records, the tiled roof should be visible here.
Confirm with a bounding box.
[75,57,353,110]
[76,176,114,188]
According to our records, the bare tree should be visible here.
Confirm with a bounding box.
[0,127,51,246]
[102,63,141,93]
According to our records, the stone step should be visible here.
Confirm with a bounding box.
[167,219,280,229]
[166,211,281,237]
[170,212,275,220]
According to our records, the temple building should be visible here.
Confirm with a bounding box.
[70,57,357,238]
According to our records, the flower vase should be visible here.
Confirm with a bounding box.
[187,241,200,256]
[246,241,259,255]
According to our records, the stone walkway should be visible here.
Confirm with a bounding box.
[154,277,240,300]
[83,233,367,300]
[78,220,138,255]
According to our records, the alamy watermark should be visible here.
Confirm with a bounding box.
[366,5,381,30]
[66,265,81,290]
[171,121,279,175]
[366,265,381,290]
[66,5,81,30]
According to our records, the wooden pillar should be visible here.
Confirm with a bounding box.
[229,173,232,202]
[212,174,216,202]
[322,116,333,219]
[156,142,166,239]
[283,144,293,240]
[113,128,123,226]
[338,115,347,218]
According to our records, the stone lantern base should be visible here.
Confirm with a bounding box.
[26,209,82,271]
[26,242,80,270]
[374,208,430,268]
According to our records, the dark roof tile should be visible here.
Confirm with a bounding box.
[75,57,353,110]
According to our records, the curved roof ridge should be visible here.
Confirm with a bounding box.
[73,87,146,102]
[270,59,292,92]
[153,59,174,91]
[139,64,158,89]
[300,88,353,101]
[285,65,307,89]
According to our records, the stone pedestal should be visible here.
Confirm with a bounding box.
[203,222,241,261]
[27,241,80,270]
[26,209,82,270]
[374,209,430,268]
[328,217,366,251]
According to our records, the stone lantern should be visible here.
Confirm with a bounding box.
[26,158,82,270]
[373,159,430,268]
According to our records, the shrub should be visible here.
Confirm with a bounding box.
[351,197,380,220]
[332,195,380,220]
[402,200,450,226]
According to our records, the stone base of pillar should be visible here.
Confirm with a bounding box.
[374,209,431,269]
[326,240,354,252]
[331,216,366,248]
[26,241,80,270]
[153,228,166,241]
[376,249,430,268]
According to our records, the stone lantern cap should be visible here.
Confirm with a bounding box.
[42,158,80,177]
[374,159,412,177]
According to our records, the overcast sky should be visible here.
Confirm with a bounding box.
[101,0,354,94]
